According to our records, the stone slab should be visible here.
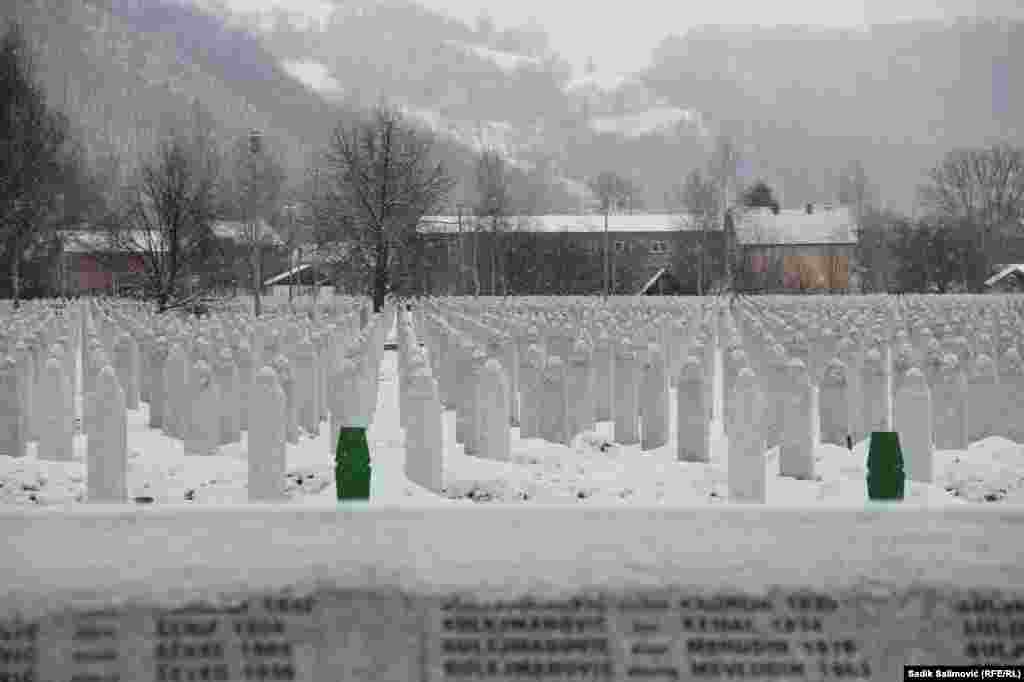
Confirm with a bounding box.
[2,507,1024,680]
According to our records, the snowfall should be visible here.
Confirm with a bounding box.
[2,315,1023,509]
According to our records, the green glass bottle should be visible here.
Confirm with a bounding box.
[866,431,905,502]
[336,427,371,501]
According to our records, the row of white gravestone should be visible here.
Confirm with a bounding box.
[0,299,381,502]
[410,306,781,503]
[723,304,1023,471]
[415,301,948,502]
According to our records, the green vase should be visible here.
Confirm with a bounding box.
[866,431,905,501]
[336,427,371,501]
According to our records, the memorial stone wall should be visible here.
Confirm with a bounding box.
[2,508,1023,681]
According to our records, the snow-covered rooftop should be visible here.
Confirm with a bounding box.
[420,207,858,244]
[59,221,284,253]
[735,206,857,245]
[985,264,1024,288]
[418,214,697,234]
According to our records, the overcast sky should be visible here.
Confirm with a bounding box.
[222,0,1023,74]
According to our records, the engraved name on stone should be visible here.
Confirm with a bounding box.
[958,595,1024,662]
[153,605,235,682]
[672,591,872,680]
[69,610,123,682]
[432,596,614,680]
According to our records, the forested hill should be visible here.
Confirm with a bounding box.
[11,0,1024,215]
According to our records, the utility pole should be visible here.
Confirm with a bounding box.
[287,204,297,306]
[248,129,263,317]
[603,209,609,300]
[311,167,321,316]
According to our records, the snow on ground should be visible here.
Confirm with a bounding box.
[2,315,1022,508]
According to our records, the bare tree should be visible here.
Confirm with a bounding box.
[105,118,222,312]
[838,160,874,222]
[321,106,455,312]
[587,170,629,298]
[919,143,1024,290]
[223,129,287,316]
[475,147,511,295]
[707,134,742,289]
[675,169,717,295]
[0,21,74,307]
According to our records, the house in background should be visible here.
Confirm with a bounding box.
[415,213,727,296]
[262,263,334,301]
[414,205,858,296]
[735,204,858,292]
[56,219,288,296]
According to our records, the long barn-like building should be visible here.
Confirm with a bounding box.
[411,203,858,295]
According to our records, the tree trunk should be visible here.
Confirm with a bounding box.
[373,233,387,313]
[490,217,498,295]
[253,244,262,317]
[472,226,481,297]
[11,252,21,310]
[603,212,609,299]
[698,222,705,296]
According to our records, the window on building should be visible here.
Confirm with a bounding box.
[650,240,667,254]
[614,241,626,254]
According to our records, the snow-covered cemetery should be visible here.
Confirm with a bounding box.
[4,0,1024,678]
[1,294,1023,507]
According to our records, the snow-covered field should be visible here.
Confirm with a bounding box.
[3,311,1022,509]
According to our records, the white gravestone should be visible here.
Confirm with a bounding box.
[235,339,254,432]
[38,357,74,462]
[163,344,187,440]
[998,348,1024,443]
[86,366,127,503]
[294,339,319,437]
[272,355,299,445]
[147,338,169,429]
[541,355,570,446]
[934,354,969,450]
[185,361,221,457]
[404,368,444,492]
[729,367,767,503]
[640,343,669,451]
[518,344,545,440]
[779,359,815,480]
[818,358,851,447]
[478,359,511,462]
[0,356,26,459]
[566,340,593,444]
[967,353,998,442]
[214,348,240,446]
[676,357,710,463]
[861,348,890,433]
[613,344,640,446]
[248,366,288,502]
[592,333,615,423]
[464,348,489,456]
[895,367,934,483]
[114,333,140,411]
[14,342,36,444]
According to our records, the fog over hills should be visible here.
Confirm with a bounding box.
[13,0,1023,214]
